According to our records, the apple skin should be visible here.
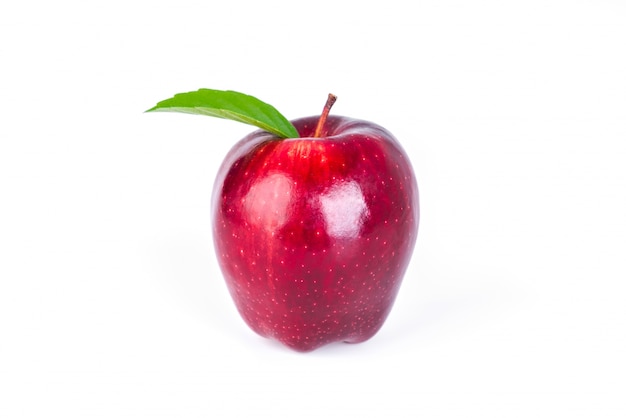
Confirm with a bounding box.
[212,115,419,352]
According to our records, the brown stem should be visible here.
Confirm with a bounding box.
[313,93,337,138]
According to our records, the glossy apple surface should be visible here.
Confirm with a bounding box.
[212,115,419,352]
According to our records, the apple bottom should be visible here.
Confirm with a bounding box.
[214,225,413,352]
[222,268,404,352]
[222,274,397,352]
[238,297,397,352]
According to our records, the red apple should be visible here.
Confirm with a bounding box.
[212,98,419,352]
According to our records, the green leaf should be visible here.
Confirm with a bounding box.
[146,89,299,138]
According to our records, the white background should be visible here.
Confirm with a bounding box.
[1,0,625,416]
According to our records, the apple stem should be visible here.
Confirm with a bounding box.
[313,93,337,138]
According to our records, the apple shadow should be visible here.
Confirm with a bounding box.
[145,231,245,338]
[378,270,526,347]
